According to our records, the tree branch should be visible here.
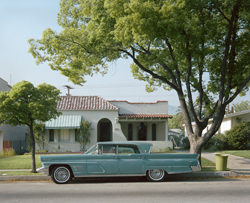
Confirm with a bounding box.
[118,48,179,91]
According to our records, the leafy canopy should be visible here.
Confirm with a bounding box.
[0,81,61,126]
[29,0,250,107]
[28,0,250,154]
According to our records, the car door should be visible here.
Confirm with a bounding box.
[118,144,145,174]
[87,144,119,175]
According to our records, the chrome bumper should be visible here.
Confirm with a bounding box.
[36,167,49,176]
[191,165,201,172]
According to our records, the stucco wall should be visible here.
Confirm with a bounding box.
[42,109,127,152]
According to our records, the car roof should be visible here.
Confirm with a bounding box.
[97,141,152,153]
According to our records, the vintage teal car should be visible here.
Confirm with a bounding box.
[37,142,201,184]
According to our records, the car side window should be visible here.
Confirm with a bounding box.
[99,145,117,155]
[118,145,140,155]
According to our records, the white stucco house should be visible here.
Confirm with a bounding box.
[0,77,28,153]
[186,110,250,136]
[42,96,173,152]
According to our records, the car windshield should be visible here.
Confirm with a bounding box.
[84,144,98,155]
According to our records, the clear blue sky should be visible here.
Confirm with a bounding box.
[0,0,248,109]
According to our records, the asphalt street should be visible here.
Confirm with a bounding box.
[0,178,250,203]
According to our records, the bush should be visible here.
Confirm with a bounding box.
[203,133,228,151]
[0,148,15,158]
[181,137,190,149]
[225,122,250,150]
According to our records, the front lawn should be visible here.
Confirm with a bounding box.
[0,155,43,169]
[0,171,43,176]
[217,150,250,159]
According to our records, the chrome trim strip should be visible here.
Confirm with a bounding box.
[75,174,146,178]
[191,165,201,172]
[168,171,192,174]
[36,167,49,176]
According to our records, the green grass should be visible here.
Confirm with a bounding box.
[0,155,43,169]
[216,150,250,159]
[201,157,215,167]
[0,171,43,176]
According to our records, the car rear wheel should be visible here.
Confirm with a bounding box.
[51,166,72,184]
[146,169,166,182]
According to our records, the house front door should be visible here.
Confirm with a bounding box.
[99,121,112,141]
[138,122,147,140]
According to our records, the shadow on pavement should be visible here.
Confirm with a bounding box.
[70,176,245,184]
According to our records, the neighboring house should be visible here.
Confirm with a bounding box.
[186,110,250,136]
[168,129,183,137]
[42,96,173,152]
[0,77,28,153]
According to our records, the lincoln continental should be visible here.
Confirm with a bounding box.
[37,142,201,184]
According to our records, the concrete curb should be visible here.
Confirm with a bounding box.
[0,171,243,181]
[0,175,51,181]
[171,171,238,178]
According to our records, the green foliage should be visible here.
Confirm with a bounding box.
[169,114,184,132]
[0,81,61,172]
[233,100,250,112]
[0,81,61,126]
[225,122,250,150]
[203,133,228,151]
[28,0,250,154]
[76,119,91,151]
[181,137,190,149]
[0,148,15,158]
[33,123,46,151]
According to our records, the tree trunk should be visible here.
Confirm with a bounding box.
[29,125,37,173]
[188,135,203,165]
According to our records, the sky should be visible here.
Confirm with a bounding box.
[0,0,249,110]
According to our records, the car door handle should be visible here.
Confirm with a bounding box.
[139,157,145,159]
[113,157,119,159]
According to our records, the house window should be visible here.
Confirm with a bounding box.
[60,129,70,142]
[128,123,133,140]
[49,129,54,142]
[75,129,78,142]
[152,124,156,141]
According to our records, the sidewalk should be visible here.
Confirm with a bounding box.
[202,152,250,176]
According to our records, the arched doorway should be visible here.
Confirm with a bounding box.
[98,119,112,142]
[137,122,147,140]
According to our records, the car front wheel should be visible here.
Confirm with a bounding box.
[146,169,166,182]
[51,166,72,184]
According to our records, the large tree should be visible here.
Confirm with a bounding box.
[28,0,250,156]
[0,81,61,172]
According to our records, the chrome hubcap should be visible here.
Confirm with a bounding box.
[54,167,70,183]
[149,169,164,181]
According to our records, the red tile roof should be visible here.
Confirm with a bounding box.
[119,114,172,119]
[57,96,119,110]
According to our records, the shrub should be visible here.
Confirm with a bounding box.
[203,133,228,151]
[181,137,190,149]
[225,122,250,150]
[0,148,15,158]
